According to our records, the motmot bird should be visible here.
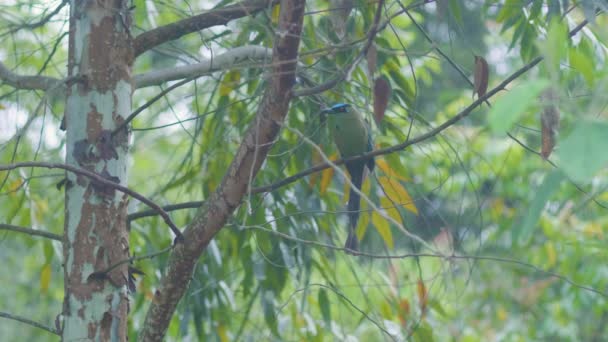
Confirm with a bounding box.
[322,103,375,251]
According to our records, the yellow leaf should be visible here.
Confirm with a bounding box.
[398,298,410,327]
[7,178,24,193]
[309,149,323,187]
[40,263,52,293]
[544,242,556,267]
[376,159,410,182]
[380,197,403,226]
[497,306,507,321]
[317,152,337,193]
[217,324,229,342]
[372,211,394,249]
[320,166,334,194]
[417,279,427,314]
[271,4,281,24]
[378,176,418,215]
[219,71,241,96]
[0,103,5,109]
[356,206,369,241]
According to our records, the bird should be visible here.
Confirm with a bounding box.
[322,103,375,251]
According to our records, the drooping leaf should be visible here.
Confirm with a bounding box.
[318,288,331,327]
[376,158,410,182]
[40,263,52,293]
[473,55,489,99]
[512,170,563,243]
[557,120,608,182]
[417,279,428,314]
[219,70,241,96]
[373,76,391,124]
[380,197,403,226]
[540,89,560,159]
[371,211,394,249]
[488,79,549,135]
[398,298,410,327]
[366,42,377,79]
[378,176,418,215]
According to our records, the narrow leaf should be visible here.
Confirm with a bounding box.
[40,263,52,293]
[417,279,428,314]
[372,211,394,249]
[540,89,560,159]
[367,42,377,79]
[473,55,489,99]
[373,76,391,125]
[557,120,608,182]
[488,79,549,135]
[376,159,410,182]
[318,289,331,327]
[319,165,334,194]
[513,170,563,243]
[380,197,403,226]
[378,176,418,215]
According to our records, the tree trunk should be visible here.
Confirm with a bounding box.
[62,1,133,340]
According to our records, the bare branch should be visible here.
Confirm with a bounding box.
[0,311,59,336]
[134,46,272,88]
[0,61,61,91]
[0,162,183,241]
[127,201,203,224]
[133,0,277,58]
[1,0,68,36]
[138,0,306,339]
[0,223,61,241]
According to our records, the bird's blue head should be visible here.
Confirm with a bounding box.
[323,103,351,114]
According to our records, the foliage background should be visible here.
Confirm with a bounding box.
[1,0,607,340]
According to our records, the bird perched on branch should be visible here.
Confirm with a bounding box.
[322,103,375,251]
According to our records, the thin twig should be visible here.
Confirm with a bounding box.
[89,246,173,279]
[0,223,61,241]
[0,162,183,241]
[242,225,607,297]
[0,311,59,336]
[113,77,193,136]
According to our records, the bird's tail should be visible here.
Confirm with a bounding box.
[345,164,364,252]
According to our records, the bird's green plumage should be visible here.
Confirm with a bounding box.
[326,104,374,251]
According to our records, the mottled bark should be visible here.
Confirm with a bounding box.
[138,0,306,340]
[62,0,133,340]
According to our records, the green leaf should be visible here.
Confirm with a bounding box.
[544,19,569,72]
[569,48,595,87]
[318,288,331,327]
[557,121,608,183]
[448,1,463,26]
[512,170,563,243]
[412,321,435,342]
[488,79,549,135]
[496,0,520,23]
[261,291,279,336]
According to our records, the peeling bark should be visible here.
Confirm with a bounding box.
[62,0,133,341]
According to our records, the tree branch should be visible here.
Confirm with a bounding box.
[0,223,61,241]
[0,311,59,336]
[253,18,591,194]
[134,45,271,88]
[1,0,67,36]
[242,225,607,297]
[0,61,61,91]
[138,0,306,339]
[133,0,277,58]
[0,162,182,241]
